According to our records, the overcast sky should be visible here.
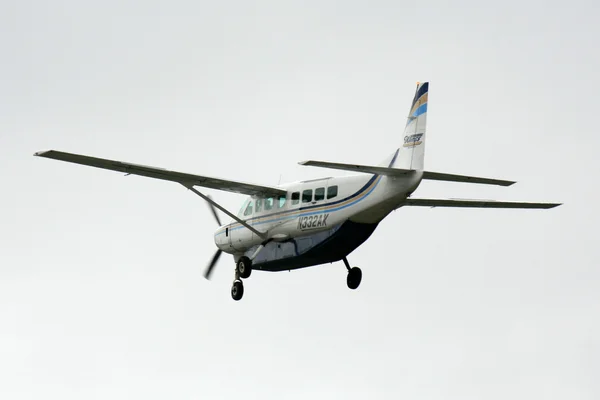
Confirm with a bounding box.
[1,1,599,399]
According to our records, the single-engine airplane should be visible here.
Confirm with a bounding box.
[35,82,561,300]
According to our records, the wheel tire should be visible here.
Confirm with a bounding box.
[237,256,252,279]
[231,280,244,301]
[346,267,362,290]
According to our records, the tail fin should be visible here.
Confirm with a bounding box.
[390,82,428,170]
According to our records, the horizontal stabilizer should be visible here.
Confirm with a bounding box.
[402,198,561,209]
[421,171,514,187]
[35,150,286,197]
[299,160,515,186]
[299,160,413,177]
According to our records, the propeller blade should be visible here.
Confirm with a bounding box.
[206,195,222,226]
[204,249,222,280]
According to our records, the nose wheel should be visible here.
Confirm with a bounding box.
[231,280,244,301]
[343,257,362,290]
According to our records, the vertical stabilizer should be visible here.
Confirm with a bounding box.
[390,82,428,170]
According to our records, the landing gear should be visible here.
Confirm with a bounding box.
[231,256,252,301]
[343,257,362,290]
[231,280,244,301]
[236,256,252,279]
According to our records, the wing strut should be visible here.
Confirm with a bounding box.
[181,184,267,239]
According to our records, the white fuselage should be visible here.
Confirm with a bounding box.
[214,171,423,256]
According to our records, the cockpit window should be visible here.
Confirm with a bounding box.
[243,201,253,216]
[264,197,274,210]
[255,198,263,213]
[277,195,286,208]
[238,199,250,217]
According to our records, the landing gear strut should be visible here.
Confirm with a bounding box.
[343,257,362,290]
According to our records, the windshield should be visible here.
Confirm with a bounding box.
[238,198,251,217]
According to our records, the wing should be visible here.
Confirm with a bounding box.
[299,160,515,186]
[35,150,286,197]
[402,198,561,209]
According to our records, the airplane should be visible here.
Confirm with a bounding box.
[34,82,561,301]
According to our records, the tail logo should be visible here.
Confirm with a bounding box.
[403,133,423,147]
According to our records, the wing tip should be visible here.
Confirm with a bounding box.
[34,150,51,157]
[298,160,310,165]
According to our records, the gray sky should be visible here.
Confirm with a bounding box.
[1,0,599,398]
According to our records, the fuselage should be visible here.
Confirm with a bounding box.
[214,171,423,269]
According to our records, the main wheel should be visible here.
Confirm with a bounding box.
[237,256,252,279]
[231,280,244,301]
[346,267,362,290]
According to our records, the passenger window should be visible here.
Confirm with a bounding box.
[327,185,338,199]
[255,198,262,213]
[278,195,286,208]
[302,189,313,203]
[264,197,274,210]
[291,192,300,205]
[314,187,325,201]
[243,201,253,216]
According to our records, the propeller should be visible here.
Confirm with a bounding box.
[207,195,222,226]
[204,195,223,280]
[204,249,222,279]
